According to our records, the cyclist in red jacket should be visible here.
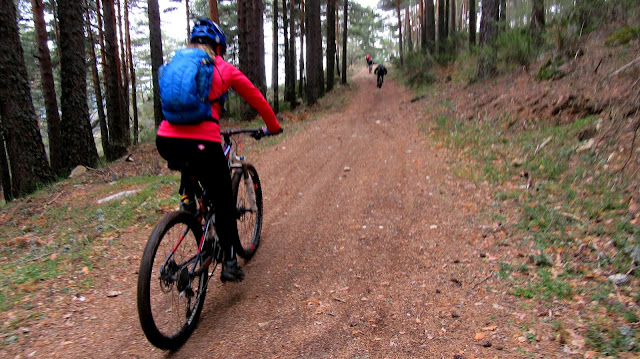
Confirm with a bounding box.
[156,19,281,282]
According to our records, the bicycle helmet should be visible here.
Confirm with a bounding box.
[190,18,227,54]
[366,54,371,60]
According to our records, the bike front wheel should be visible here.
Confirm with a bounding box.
[137,211,208,350]
[232,164,263,260]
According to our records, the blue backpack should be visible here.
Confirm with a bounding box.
[159,48,216,124]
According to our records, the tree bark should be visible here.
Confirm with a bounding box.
[420,0,426,50]
[209,0,220,23]
[272,0,279,113]
[148,0,164,127]
[397,0,403,66]
[282,0,291,103]
[297,0,304,102]
[450,0,456,36]
[288,0,297,108]
[85,0,109,156]
[479,0,498,45]
[116,0,130,137]
[468,0,476,46]
[104,0,128,158]
[425,0,435,53]
[305,0,322,105]
[326,0,336,92]
[477,0,498,79]
[530,0,545,45]
[50,0,62,64]
[31,0,63,173]
[237,0,267,121]
[335,5,340,77]
[58,0,99,173]
[437,0,445,52]
[341,0,347,84]
[125,0,139,145]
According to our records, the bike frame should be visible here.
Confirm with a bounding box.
[161,129,262,284]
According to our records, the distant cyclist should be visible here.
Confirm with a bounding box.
[374,64,387,88]
[366,54,373,73]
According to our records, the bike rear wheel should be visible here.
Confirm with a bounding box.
[137,211,208,350]
[232,164,263,260]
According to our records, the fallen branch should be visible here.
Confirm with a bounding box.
[559,211,586,224]
[409,94,428,103]
[471,272,494,290]
[46,191,64,206]
[533,136,554,157]
[609,56,640,77]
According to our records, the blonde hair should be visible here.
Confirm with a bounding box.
[188,43,216,58]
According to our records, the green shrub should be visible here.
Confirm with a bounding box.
[495,28,536,67]
[399,51,436,87]
[606,26,640,46]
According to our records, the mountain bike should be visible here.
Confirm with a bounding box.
[377,75,384,88]
[137,128,276,350]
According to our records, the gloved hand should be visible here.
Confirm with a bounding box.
[263,126,283,136]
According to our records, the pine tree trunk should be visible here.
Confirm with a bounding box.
[426,0,435,52]
[209,0,220,23]
[289,0,304,109]
[477,0,498,78]
[0,0,55,198]
[148,0,164,127]
[85,0,109,156]
[397,0,403,66]
[297,0,304,101]
[437,0,445,52]
[31,0,63,173]
[498,0,506,30]
[116,0,130,141]
[50,0,62,64]
[237,0,267,121]
[341,0,347,84]
[420,0,426,50]
[282,0,290,103]
[479,0,498,45]
[272,0,279,113]
[444,0,449,39]
[104,0,128,158]
[335,6,340,77]
[326,0,335,92]
[450,0,456,36]
[468,0,476,46]
[58,0,99,173]
[125,0,139,144]
[305,0,322,105]
[530,0,544,45]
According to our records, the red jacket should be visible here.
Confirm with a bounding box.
[157,55,280,143]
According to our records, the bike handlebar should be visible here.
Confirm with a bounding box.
[220,127,282,141]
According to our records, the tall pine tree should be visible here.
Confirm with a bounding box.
[0,0,53,198]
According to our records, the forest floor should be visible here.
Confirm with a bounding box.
[1,27,639,359]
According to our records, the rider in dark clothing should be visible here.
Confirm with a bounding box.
[374,64,387,88]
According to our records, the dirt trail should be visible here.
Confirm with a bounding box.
[7,69,562,358]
